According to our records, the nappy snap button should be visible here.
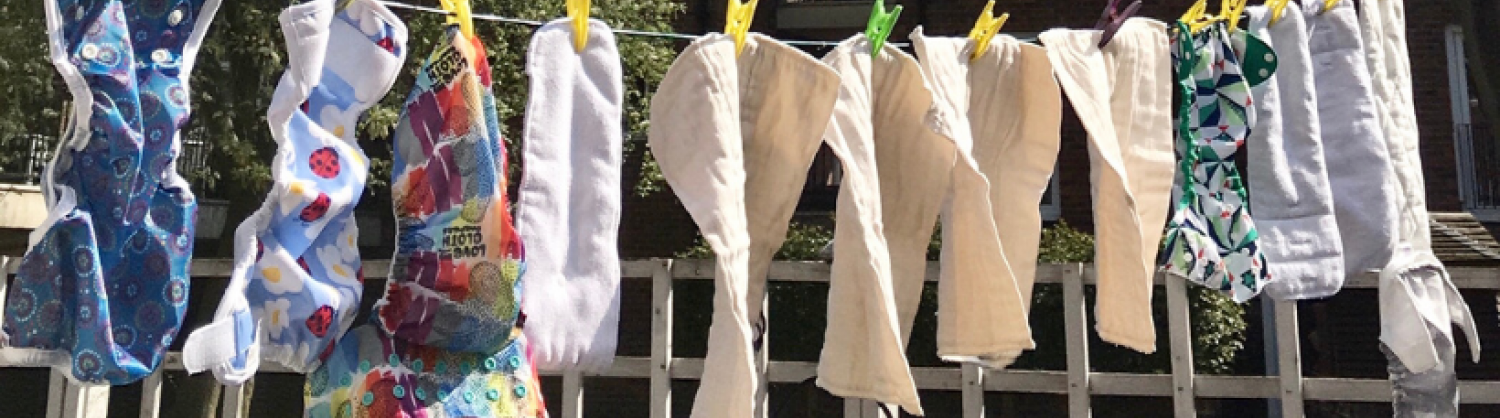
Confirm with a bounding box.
[152,49,171,64]
[392,385,406,398]
[482,358,497,371]
[80,44,99,60]
[168,9,185,26]
[485,389,499,401]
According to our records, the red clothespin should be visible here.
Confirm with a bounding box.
[1095,0,1142,48]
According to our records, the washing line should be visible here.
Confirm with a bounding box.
[376,0,906,47]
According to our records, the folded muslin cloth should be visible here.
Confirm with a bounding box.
[648,34,840,417]
[1162,22,1270,303]
[1041,18,1174,353]
[1,0,219,385]
[182,0,406,383]
[1243,7,1345,300]
[515,18,624,373]
[911,27,1055,369]
[1355,0,1480,384]
[814,36,921,415]
[1305,0,1399,275]
[306,25,546,417]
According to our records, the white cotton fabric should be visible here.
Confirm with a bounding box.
[1304,0,1399,276]
[1041,18,1174,354]
[515,18,625,373]
[648,34,841,418]
[1354,0,1480,374]
[1243,7,1345,300]
[910,28,1059,368]
[814,36,921,415]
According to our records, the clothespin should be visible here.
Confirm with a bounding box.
[1266,0,1290,26]
[967,0,1009,62]
[724,0,757,56]
[567,0,589,52]
[1095,0,1142,48]
[1319,0,1338,14]
[439,0,475,39]
[1222,0,1248,30]
[865,0,902,56]
[1180,0,1208,26]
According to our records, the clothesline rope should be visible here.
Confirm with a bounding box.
[376,0,905,47]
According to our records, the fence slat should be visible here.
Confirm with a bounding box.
[222,381,249,418]
[650,260,674,418]
[1063,263,1091,418]
[1273,300,1305,417]
[1166,277,1195,418]
[962,364,984,418]
[60,381,109,418]
[46,370,65,418]
[138,371,163,418]
[562,370,584,418]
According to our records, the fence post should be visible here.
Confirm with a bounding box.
[138,371,163,418]
[1273,300,1305,417]
[1064,263,1091,418]
[651,259,674,418]
[1166,277,1196,418]
[60,381,109,418]
[962,363,985,418]
[562,370,585,418]
[46,370,65,418]
[222,381,249,418]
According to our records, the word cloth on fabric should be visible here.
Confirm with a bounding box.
[649,34,840,418]
[515,18,625,373]
[305,24,546,417]
[1040,18,1174,354]
[2,0,220,385]
[182,0,407,384]
[1161,21,1272,303]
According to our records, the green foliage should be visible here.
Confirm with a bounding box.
[0,0,681,247]
[676,222,834,261]
[0,2,61,171]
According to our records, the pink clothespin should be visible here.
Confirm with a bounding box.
[1095,0,1143,48]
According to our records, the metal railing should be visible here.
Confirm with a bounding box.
[1457,122,1500,212]
[3,257,1500,418]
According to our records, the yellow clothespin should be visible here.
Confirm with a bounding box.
[725,0,757,56]
[567,0,589,52]
[1320,0,1339,14]
[1223,0,1248,30]
[439,0,475,39]
[1266,0,1289,26]
[1180,0,1208,30]
[967,0,1009,62]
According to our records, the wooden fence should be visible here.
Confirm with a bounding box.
[3,257,1500,417]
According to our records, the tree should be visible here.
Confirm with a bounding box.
[190,0,681,257]
[0,1,61,175]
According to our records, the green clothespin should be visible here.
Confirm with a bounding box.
[866,0,902,56]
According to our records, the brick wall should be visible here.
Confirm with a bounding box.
[625,0,1468,254]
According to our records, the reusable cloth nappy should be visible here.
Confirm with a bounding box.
[306,25,546,417]
[180,0,406,383]
[1161,22,1273,303]
[1,0,219,385]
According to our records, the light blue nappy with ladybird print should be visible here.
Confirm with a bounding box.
[180,0,406,384]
